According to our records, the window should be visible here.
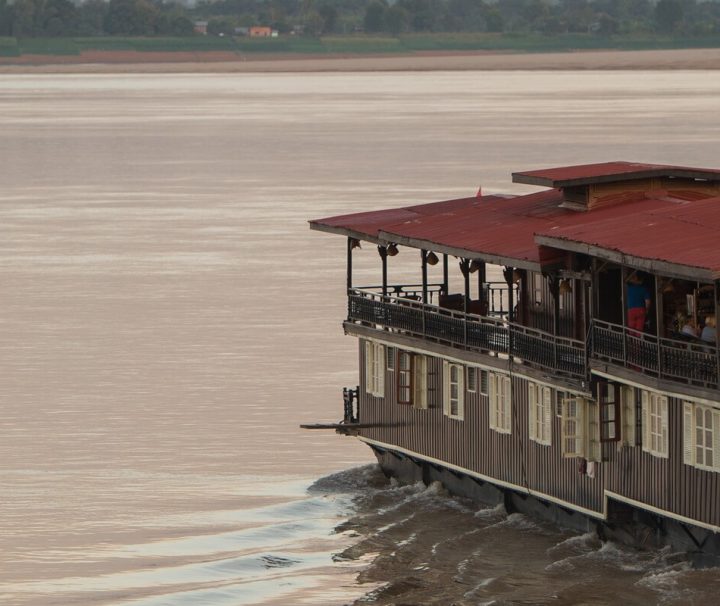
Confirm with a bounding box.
[413,355,428,410]
[443,361,464,420]
[480,370,488,396]
[621,386,637,447]
[386,346,396,371]
[532,272,544,307]
[397,351,413,404]
[641,391,668,458]
[467,367,478,393]
[489,372,511,434]
[528,383,551,445]
[364,341,385,397]
[598,382,620,443]
[683,401,720,471]
[560,396,600,461]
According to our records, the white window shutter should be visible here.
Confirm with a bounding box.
[528,384,537,441]
[660,396,669,457]
[623,387,636,446]
[684,401,694,466]
[503,376,512,433]
[489,373,497,430]
[641,390,650,453]
[442,361,450,416]
[376,344,385,395]
[364,341,372,393]
[713,410,720,470]
[457,366,465,419]
[543,387,552,445]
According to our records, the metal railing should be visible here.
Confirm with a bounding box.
[359,283,445,303]
[590,319,719,389]
[343,386,359,424]
[347,288,586,380]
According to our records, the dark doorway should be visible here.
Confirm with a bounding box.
[597,266,623,325]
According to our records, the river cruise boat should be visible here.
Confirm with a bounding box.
[307,161,720,557]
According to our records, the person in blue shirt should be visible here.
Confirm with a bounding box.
[626,273,651,332]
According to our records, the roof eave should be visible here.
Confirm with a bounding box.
[512,168,720,189]
[535,234,716,282]
[379,229,541,272]
[309,221,386,245]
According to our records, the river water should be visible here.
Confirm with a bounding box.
[1,70,719,605]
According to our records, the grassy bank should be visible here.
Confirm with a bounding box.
[2,32,720,58]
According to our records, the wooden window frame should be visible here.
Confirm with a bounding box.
[489,373,511,434]
[413,355,428,410]
[641,390,668,458]
[386,346,396,371]
[443,361,464,420]
[528,383,552,446]
[467,367,478,393]
[598,381,621,443]
[397,351,413,405]
[364,341,385,397]
[683,401,720,472]
[480,370,489,396]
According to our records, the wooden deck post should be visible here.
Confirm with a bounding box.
[346,237,353,292]
[378,245,388,297]
[716,280,720,390]
[620,266,627,365]
[655,274,663,376]
[421,249,428,303]
[443,254,449,294]
[461,258,470,345]
[504,266,515,323]
[478,261,486,307]
[550,275,560,368]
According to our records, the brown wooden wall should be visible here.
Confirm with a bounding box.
[357,339,720,528]
[357,339,604,515]
[605,396,720,527]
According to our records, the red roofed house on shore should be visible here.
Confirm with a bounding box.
[304,161,720,559]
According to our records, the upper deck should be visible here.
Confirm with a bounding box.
[311,161,720,398]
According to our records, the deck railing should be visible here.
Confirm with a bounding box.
[590,319,719,389]
[347,288,586,380]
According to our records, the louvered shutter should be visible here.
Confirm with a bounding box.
[503,376,512,433]
[683,401,694,466]
[660,396,669,457]
[457,365,465,419]
[543,387,552,445]
[641,390,650,453]
[528,384,537,441]
[376,344,385,395]
[364,341,372,393]
[623,387,636,446]
[442,361,450,416]
[489,373,497,430]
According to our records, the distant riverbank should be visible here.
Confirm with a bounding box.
[1,47,720,73]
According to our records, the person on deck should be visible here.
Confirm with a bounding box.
[626,273,651,332]
[701,315,717,343]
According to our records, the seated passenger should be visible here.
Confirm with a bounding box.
[701,315,717,343]
[680,316,698,338]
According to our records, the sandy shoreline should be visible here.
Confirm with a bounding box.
[0,47,719,73]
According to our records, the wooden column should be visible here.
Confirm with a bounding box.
[715,280,720,389]
[477,261,486,307]
[346,237,353,292]
[620,266,627,365]
[460,259,470,311]
[549,276,560,368]
[504,267,515,323]
[378,245,388,296]
[655,274,664,377]
[443,254,449,294]
[421,249,428,303]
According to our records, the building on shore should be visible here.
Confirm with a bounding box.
[308,161,720,558]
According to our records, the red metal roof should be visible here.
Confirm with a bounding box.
[536,195,720,278]
[310,161,720,276]
[513,161,720,188]
[309,195,509,243]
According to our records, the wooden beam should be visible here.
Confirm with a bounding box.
[443,254,449,293]
[378,245,388,296]
[346,236,353,291]
[421,249,428,303]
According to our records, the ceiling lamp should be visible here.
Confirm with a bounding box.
[387,243,399,256]
[426,251,439,266]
